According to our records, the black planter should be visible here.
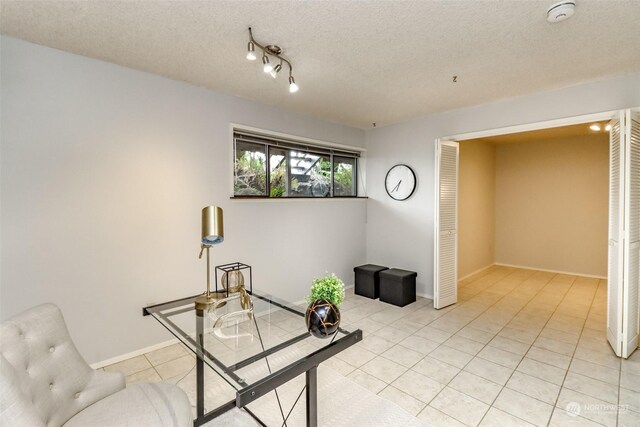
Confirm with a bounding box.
[305,299,340,339]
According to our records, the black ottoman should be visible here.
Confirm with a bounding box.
[379,269,417,307]
[353,264,388,299]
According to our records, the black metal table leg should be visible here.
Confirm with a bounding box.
[306,365,318,427]
[196,309,205,422]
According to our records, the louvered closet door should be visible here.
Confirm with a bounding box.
[622,110,640,358]
[608,113,624,356]
[435,140,459,309]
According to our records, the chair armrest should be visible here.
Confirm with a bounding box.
[63,383,192,427]
[89,370,125,392]
[77,370,125,407]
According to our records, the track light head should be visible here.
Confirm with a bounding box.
[289,76,299,93]
[246,41,256,61]
[262,55,273,73]
[270,63,282,79]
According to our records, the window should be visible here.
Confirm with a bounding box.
[233,129,359,198]
[333,156,356,196]
[269,147,287,197]
[289,151,331,197]
[234,141,266,196]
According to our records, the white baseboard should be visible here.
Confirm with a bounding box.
[494,263,606,280]
[458,264,495,282]
[92,285,357,370]
[89,285,353,369]
[417,291,434,300]
[90,337,179,369]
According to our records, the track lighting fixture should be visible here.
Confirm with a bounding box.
[246,27,299,93]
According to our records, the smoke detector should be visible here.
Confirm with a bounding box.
[547,1,576,23]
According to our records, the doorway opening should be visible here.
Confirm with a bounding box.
[433,109,640,358]
[457,123,608,284]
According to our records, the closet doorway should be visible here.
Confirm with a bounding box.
[433,109,640,358]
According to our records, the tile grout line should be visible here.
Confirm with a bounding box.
[118,346,193,383]
[115,354,155,378]
[545,277,603,427]
[461,270,584,423]
[410,268,561,425]
[369,267,530,415]
[143,353,166,381]
[473,272,573,427]
[372,304,454,414]
[456,274,610,424]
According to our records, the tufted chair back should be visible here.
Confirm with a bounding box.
[0,303,125,427]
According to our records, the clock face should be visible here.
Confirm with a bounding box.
[385,164,416,201]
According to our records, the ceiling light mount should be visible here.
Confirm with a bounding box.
[246,27,298,93]
[265,45,282,56]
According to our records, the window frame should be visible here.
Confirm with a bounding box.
[232,127,361,199]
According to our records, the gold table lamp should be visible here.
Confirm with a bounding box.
[195,206,224,310]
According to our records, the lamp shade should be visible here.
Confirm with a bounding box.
[202,206,224,245]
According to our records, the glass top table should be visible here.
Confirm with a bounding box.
[144,291,362,427]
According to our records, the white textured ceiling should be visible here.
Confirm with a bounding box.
[2,1,640,129]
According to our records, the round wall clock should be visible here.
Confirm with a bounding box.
[385,164,416,201]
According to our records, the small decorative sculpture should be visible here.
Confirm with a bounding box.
[221,270,244,294]
[209,286,254,339]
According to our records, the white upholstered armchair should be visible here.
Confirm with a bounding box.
[0,303,192,427]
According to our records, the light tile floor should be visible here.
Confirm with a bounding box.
[105,266,640,426]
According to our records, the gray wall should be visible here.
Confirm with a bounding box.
[3,34,640,363]
[0,37,366,364]
[365,73,640,298]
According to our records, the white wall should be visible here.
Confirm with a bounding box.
[495,134,609,277]
[365,72,640,298]
[0,37,366,364]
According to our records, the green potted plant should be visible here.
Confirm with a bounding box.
[305,273,345,338]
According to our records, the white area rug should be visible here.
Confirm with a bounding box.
[174,349,430,426]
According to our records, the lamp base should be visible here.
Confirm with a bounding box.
[194,291,227,310]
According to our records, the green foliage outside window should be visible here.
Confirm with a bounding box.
[234,149,266,196]
[333,162,354,196]
[233,143,357,197]
[270,161,287,197]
